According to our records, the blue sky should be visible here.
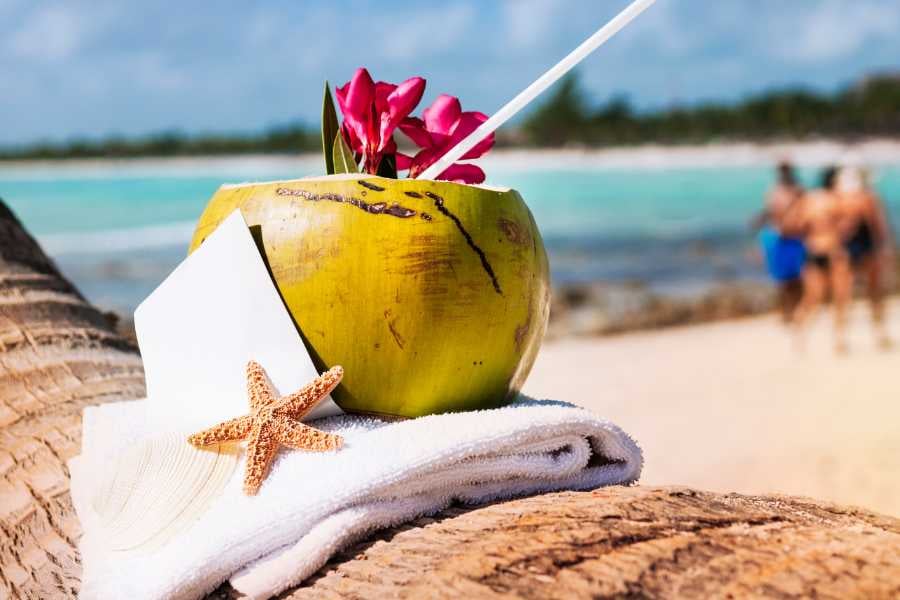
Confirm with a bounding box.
[2,0,899,145]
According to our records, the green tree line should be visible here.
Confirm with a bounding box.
[0,125,320,160]
[522,72,900,146]
[2,73,899,160]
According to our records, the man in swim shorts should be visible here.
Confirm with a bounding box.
[754,162,805,323]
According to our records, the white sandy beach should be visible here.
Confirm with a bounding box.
[3,138,900,179]
[525,298,900,517]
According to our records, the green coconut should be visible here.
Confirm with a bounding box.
[190,174,550,417]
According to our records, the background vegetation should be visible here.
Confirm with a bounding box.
[0,125,321,160]
[522,72,900,146]
[2,72,898,160]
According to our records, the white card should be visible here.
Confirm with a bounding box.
[134,210,342,430]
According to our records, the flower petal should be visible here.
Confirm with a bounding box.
[373,81,397,115]
[341,122,363,153]
[340,68,375,118]
[388,77,426,121]
[395,153,414,170]
[406,147,440,179]
[437,163,485,184]
[337,68,376,152]
[447,111,493,159]
[378,76,426,151]
[335,82,349,116]
[423,94,462,136]
[398,117,434,149]
[381,136,397,155]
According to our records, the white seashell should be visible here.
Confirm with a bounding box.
[90,432,239,553]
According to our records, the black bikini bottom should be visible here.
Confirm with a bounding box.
[809,253,831,271]
[846,222,876,264]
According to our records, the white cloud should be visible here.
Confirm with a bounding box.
[614,0,716,57]
[501,0,564,49]
[2,0,899,144]
[772,1,900,62]
[244,9,334,71]
[132,52,190,93]
[8,6,88,61]
[380,4,476,59]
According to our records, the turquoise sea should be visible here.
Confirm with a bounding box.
[2,160,899,315]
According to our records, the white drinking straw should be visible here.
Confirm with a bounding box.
[416,0,657,180]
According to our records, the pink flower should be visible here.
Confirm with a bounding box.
[335,68,425,174]
[397,94,495,184]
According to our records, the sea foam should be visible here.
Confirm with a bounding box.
[38,221,197,255]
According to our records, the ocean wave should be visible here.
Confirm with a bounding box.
[0,154,321,182]
[38,221,196,255]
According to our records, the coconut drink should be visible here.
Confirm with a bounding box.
[191,175,548,417]
[190,68,550,417]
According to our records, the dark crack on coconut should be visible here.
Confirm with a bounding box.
[276,188,416,218]
[357,180,386,192]
[424,191,502,296]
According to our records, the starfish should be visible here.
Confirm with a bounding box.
[188,361,344,495]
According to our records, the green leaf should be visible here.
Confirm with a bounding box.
[376,153,397,179]
[321,81,339,175]
[332,130,358,174]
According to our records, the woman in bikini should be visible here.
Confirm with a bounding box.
[836,166,894,348]
[784,166,853,353]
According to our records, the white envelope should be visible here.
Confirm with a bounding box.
[134,210,342,430]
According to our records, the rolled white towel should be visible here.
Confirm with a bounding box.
[72,397,641,600]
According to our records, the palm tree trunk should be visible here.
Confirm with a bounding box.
[0,200,145,597]
[0,199,897,599]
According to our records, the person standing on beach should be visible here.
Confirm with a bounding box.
[785,166,852,353]
[836,166,894,349]
[754,162,805,322]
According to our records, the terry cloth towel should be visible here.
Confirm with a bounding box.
[71,397,642,600]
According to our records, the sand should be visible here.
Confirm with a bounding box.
[524,298,900,517]
[4,138,900,177]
